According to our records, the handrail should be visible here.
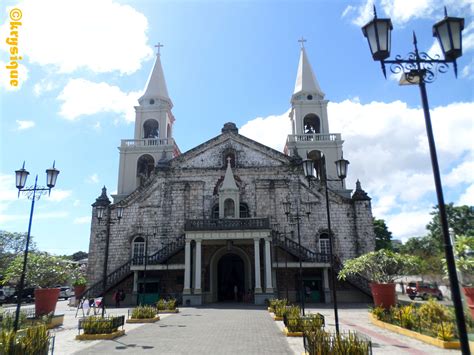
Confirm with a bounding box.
[271,230,330,263]
[83,235,186,299]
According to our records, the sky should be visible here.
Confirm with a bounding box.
[0,0,473,255]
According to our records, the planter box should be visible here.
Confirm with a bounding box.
[369,313,474,350]
[126,316,160,323]
[157,309,179,314]
[283,327,303,337]
[76,329,125,341]
[47,314,64,329]
[273,315,283,321]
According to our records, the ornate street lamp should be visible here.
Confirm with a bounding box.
[306,155,349,334]
[362,7,469,354]
[92,187,124,316]
[283,179,312,316]
[13,161,60,331]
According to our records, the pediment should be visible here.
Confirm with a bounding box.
[171,133,292,169]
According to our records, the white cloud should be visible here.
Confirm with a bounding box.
[241,99,474,241]
[33,79,58,96]
[16,120,35,130]
[86,173,100,184]
[57,79,141,122]
[457,184,474,206]
[73,200,81,207]
[0,61,28,91]
[46,189,72,202]
[0,0,153,75]
[240,110,291,152]
[346,0,473,27]
[74,216,90,225]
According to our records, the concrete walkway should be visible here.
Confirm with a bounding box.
[75,304,293,355]
[5,300,464,354]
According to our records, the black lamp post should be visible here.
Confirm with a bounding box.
[283,191,311,316]
[303,156,349,335]
[94,188,123,316]
[362,7,469,354]
[14,161,60,331]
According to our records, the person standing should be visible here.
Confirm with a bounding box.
[113,290,121,308]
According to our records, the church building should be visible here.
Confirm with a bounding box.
[86,43,375,306]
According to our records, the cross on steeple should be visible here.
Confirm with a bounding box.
[155,42,164,56]
[298,37,307,48]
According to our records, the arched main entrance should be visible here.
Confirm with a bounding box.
[217,253,244,302]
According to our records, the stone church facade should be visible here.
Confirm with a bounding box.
[87,44,375,306]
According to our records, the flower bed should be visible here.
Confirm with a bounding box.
[76,315,125,340]
[283,308,325,337]
[304,328,372,355]
[126,306,160,323]
[156,298,179,313]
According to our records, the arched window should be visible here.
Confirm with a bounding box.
[143,119,159,138]
[132,236,145,264]
[307,150,326,180]
[319,233,330,262]
[137,154,155,186]
[239,203,249,218]
[224,198,235,218]
[303,114,321,134]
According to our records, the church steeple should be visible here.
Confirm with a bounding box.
[138,43,172,107]
[218,158,240,218]
[115,43,180,203]
[293,40,324,100]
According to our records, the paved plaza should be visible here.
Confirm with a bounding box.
[7,300,462,354]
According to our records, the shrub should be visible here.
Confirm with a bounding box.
[131,306,156,319]
[391,304,416,330]
[370,306,386,321]
[285,305,301,332]
[81,316,123,335]
[306,329,371,355]
[273,299,288,318]
[156,298,177,311]
[0,325,50,355]
[0,311,27,331]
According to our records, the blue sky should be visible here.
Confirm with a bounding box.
[1,0,473,255]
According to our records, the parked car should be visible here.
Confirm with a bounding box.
[407,281,443,300]
[59,286,74,300]
[9,287,35,303]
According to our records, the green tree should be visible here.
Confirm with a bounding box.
[373,218,393,250]
[3,252,72,288]
[426,204,474,251]
[0,231,36,281]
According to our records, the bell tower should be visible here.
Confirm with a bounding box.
[114,44,180,202]
[285,39,346,190]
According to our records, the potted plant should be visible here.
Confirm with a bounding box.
[338,250,420,309]
[3,252,71,317]
[71,264,88,301]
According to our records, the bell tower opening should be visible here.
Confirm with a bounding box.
[217,253,245,302]
[137,154,155,186]
[303,114,320,134]
[143,119,159,138]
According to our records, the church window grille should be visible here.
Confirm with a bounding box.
[319,233,330,262]
[239,203,249,218]
[132,236,145,264]
[143,119,159,138]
